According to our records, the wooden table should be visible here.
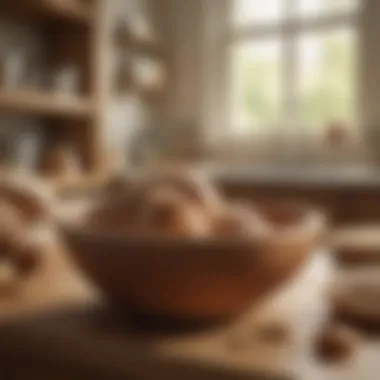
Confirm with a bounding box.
[332,225,380,264]
[0,242,379,380]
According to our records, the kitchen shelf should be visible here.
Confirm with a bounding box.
[37,0,93,24]
[0,90,93,119]
[3,0,93,25]
[1,0,109,189]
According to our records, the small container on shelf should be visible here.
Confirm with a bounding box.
[325,120,351,148]
[116,13,162,56]
[26,69,45,91]
[47,62,81,96]
[0,121,14,166]
[129,12,158,48]
[132,56,166,98]
[25,58,45,91]
[39,142,83,180]
[0,46,27,90]
[14,122,44,171]
[0,118,43,172]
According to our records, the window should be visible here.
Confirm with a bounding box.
[226,0,360,136]
[229,38,282,131]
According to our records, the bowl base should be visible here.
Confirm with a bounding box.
[117,306,234,333]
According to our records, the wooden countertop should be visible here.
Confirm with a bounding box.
[207,166,380,190]
[0,243,379,380]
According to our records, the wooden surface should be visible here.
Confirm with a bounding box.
[38,0,93,23]
[0,240,379,380]
[0,90,93,119]
[332,225,380,264]
[1,0,108,190]
[218,181,380,224]
[2,0,93,24]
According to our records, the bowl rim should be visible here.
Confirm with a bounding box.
[58,220,270,250]
[58,201,325,252]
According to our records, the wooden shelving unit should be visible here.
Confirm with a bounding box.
[1,0,110,191]
[0,90,93,119]
[114,20,168,102]
[37,1,94,23]
[3,0,93,24]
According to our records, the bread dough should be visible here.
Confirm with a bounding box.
[138,187,212,237]
[213,203,271,239]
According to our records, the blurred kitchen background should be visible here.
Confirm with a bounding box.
[1,0,380,223]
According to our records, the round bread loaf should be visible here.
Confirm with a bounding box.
[137,186,212,237]
[213,202,272,239]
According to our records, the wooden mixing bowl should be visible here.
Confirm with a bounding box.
[60,201,325,322]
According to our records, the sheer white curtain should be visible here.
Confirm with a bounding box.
[201,0,367,165]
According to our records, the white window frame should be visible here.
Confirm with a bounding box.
[201,0,362,158]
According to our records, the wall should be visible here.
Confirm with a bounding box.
[163,0,203,124]
[360,0,380,125]
[163,0,232,150]
[360,0,380,162]
[151,0,210,161]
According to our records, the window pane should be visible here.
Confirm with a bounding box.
[229,39,282,133]
[232,0,284,27]
[295,0,360,18]
[297,28,357,128]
